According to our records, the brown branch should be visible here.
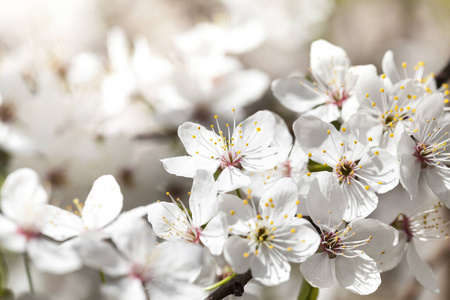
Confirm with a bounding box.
[435,58,450,87]
[204,270,252,300]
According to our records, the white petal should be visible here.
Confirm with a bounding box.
[305,103,341,123]
[102,277,146,300]
[39,205,83,241]
[335,254,381,295]
[75,239,129,276]
[381,50,401,84]
[223,236,251,274]
[342,179,378,220]
[300,252,334,289]
[281,218,321,263]
[306,173,346,229]
[152,242,204,283]
[293,115,343,166]
[27,238,82,274]
[161,156,220,178]
[369,231,407,272]
[259,178,298,225]
[238,110,276,152]
[147,202,189,241]
[358,148,399,194]
[310,40,349,74]
[1,168,48,222]
[178,122,221,157]
[250,246,291,286]
[189,170,218,227]
[346,113,383,146]
[111,218,156,263]
[407,240,440,293]
[200,212,228,255]
[427,167,450,206]
[218,193,254,235]
[398,151,421,201]
[216,167,251,192]
[271,76,326,113]
[82,175,123,230]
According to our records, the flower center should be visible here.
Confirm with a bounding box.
[186,227,203,244]
[390,213,413,242]
[414,143,433,169]
[335,159,357,184]
[320,231,342,258]
[130,263,152,284]
[17,227,40,240]
[220,151,242,169]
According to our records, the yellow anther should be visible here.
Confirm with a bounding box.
[308,152,312,157]
[366,93,369,98]
[214,115,218,119]
[327,130,331,134]
[297,214,303,218]
[306,172,311,177]
[380,88,385,93]
[287,247,292,252]
[390,133,394,137]
[365,185,369,190]
[291,228,296,233]
[243,252,249,258]
[192,135,196,138]
[342,127,346,132]
[256,128,261,132]
[230,210,235,216]
[374,151,379,155]
[368,137,373,141]
[402,62,407,68]
[243,200,248,205]
[381,74,386,79]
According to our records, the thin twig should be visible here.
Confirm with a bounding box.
[204,270,252,300]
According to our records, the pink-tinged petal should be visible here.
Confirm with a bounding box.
[306,173,346,229]
[223,236,251,274]
[382,51,401,84]
[200,212,228,255]
[218,194,253,235]
[216,167,251,193]
[75,239,130,276]
[259,178,298,225]
[293,115,343,166]
[335,254,381,295]
[39,205,83,241]
[300,252,334,289]
[147,202,189,240]
[271,76,326,113]
[1,168,48,222]
[102,277,146,300]
[238,110,276,152]
[399,154,421,200]
[27,238,82,274]
[82,175,123,230]
[358,148,399,194]
[111,218,156,263]
[407,240,440,293]
[189,170,218,227]
[310,40,349,74]
[178,122,221,158]
[427,167,450,207]
[161,156,220,178]
[369,231,407,272]
[0,215,26,252]
[250,246,291,286]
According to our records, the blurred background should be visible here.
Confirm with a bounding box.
[0,0,449,299]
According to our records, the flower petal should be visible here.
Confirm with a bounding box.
[406,240,440,293]
[426,166,450,207]
[1,168,48,223]
[250,246,291,286]
[335,254,381,295]
[39,205,83,241]
[82,175,123,230]
[216,167,251,192]
[271,76,326,113]
[161,156,220,178]
[189,170,218,227]
[381,50,401,84]
[223,236,251,274]
[147,202,189,241]
[200,212,228,255]
[300,252,334,289]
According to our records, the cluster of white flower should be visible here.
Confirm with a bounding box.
[0,9,449,299]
